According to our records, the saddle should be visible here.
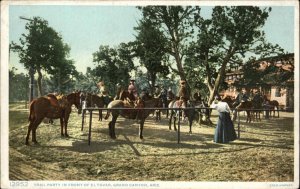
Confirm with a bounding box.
[46,94,68,109]
[46,94,59,107]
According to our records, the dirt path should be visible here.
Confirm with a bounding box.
[9,106,294,181]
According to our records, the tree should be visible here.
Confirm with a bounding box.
[138,6,202,92]
[9,67,29,101]
[185,6,285,104]
[133,18,169,93]
[92,44,135,95]
[10,17,76,97]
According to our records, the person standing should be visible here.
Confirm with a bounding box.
[210,96,237,143]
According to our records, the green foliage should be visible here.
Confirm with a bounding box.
[92,44,134,95]
[184,6,285,103]
[133,18,169,91]
[138,6,202,84]
[9,67,29,101]
[10,17,77,95]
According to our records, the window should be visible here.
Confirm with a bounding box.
[275,87,281,97]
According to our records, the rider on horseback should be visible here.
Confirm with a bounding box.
[128,79,138,101]
[178,79,190,120]
[97,80,110,105]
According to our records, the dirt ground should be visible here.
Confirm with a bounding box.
[9,102,294,181]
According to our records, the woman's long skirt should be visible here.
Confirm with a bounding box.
[214,112,237,143]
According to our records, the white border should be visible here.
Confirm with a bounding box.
[1,1,299,189]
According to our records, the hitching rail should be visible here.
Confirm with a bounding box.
[81,107,285,145]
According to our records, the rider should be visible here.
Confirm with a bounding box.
[167,87,175,101]
[193,91,202,102]
[178,79,190,120]
[128,79,138,101]
[114,83,123,100]
[97,80,110,105]
[154,85,161,98]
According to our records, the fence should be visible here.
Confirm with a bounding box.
[80,106,283,145]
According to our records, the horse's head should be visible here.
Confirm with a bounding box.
[67,91,81,112]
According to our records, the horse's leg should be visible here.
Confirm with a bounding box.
[109,115,117,139]
[64,112,70,137]
[25,121,34,145]
[139,119,145,139]
[99,110,102,121]
[168,111,173,130]
[31,117,43,144]
[173,114,177,131]
[188,112,193,134]
[60,117,64,137]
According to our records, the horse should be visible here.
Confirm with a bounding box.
[81,93,112,121]
[235,101,253,123]
[26,91,81,145]
[252,94,264,121]
[104,97,163,139]
[168,99,198,133]
[263,96,280,118]
[194,100,212,125]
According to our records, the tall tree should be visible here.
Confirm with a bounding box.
[138,6,202,92]
[133,18,169,93]
[92,44,135,95]
[185,6,285,104]
[10,17,75,97]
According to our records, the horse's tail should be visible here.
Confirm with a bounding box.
[28,100,36,122]
[104,110,111,120]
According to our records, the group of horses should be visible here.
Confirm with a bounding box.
[25,89,212,145]
[25,89,279,145]
[222,94,280,123]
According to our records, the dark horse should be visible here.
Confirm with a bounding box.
[104,97,163,139]
[82,93,112,121]
[263,95,280,118]
[168,99,198,133]
[26,91,81,145]
[235,101,253,123]
[252,94,264,121]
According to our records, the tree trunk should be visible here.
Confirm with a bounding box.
[36,68,43,97]
[207,47,236,105]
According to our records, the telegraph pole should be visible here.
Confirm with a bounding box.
[19,16,35,102]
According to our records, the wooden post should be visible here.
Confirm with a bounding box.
[81,109,85,131]
[88,110,92,145]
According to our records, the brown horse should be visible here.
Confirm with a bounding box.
[104,97,163,139]
[26,91,81,145]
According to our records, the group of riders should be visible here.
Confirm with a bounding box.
[79,78,272,122]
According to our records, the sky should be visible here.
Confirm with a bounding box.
[8,4,295,74]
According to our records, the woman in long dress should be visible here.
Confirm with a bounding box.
[210,96,237,143]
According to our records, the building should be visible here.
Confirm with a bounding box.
[222,53,294,111]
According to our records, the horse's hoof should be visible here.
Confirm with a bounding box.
[25,141,29,145]
[140,136,143,140]
[189,131,192,134]
[65,134,70,137]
